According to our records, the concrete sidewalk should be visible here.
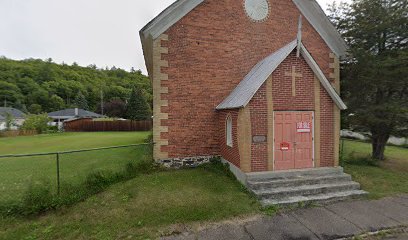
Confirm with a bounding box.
[162,195,408,240]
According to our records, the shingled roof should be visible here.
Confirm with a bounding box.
[0,107,26,119]
[48,108,102,118]
[216,40,347,110]
[140,0,348,77]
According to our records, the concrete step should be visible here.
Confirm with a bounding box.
[244,167,367,206]
[247,174,352,191]
[246,167,344,182]
[253,182,361,200]
[260,190,368,206]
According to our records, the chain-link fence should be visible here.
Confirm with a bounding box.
[0,143,152,209]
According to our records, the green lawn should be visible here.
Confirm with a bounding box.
[0,132,150,203]
[1,134,406,239]
[0,132,149,154]
[342,139,408,199]
[0,132,259,239]
[0,166,259,240]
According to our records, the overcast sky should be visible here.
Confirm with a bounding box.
[0,0,345,74]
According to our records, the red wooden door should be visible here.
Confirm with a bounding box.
[274,111,314,171]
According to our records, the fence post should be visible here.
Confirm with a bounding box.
[56,153,61,195]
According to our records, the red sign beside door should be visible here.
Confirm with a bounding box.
[280,142,290,151]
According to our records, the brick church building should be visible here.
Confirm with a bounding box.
[140,0,348,174]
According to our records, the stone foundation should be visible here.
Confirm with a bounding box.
[157,156,216,169]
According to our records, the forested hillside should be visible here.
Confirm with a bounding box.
[0,57,152,115]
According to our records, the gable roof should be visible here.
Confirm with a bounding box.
[0,107,26,119]
[48,109,102,118]
[216,40,347,110]
[216,40,297,110]
[140,0,348,77]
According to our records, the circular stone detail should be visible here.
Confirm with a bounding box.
[244,0,270,22]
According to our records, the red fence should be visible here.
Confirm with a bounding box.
[64,119,152,132]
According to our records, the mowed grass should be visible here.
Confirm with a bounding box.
[0,166,259,240]
[342,139,408,199]
[0,132,150,203]
[0,132,259,239]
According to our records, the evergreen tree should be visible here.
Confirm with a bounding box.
[74,91,89,110]
[126,87,151,120]
[329,0,408,160]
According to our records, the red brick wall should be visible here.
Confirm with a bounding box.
[320,89,335,167]
[247,50,335,171]
[249,85,268,172]
[219,110,241,168]
[161,0,334,159]
[272,51,315,111]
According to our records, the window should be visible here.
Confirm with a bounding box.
[226,115,233,147]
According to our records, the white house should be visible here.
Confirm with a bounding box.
[0,107,26,130]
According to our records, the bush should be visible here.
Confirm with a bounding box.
[85,171,117,193]
[21,179,56,215]
[21,114,51,134]
[44,126,59,134]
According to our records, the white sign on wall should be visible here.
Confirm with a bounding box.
[297,121,311,133]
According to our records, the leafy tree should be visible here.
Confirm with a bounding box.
[104,86,131,102]
[28,104,43,114]
[0,57,151,114]
[13,100,25,112]
[21,114,51,133]
[126,87,151,120]
[74,91,89,110]
[0,81,23,104]
[100,98,127,118]
[27,89,49,111]
[329,0,408,160]
[36,58,55,83]
[49,95,65,111]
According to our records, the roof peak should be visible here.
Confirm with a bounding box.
[216,40,347,111]
[140,0,348,77]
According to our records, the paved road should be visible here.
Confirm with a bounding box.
[162,195,408,240]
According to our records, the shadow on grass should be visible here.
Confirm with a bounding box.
[341,151,380,168]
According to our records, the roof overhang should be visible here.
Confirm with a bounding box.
[216,40,347,111]
[216,40,298,110]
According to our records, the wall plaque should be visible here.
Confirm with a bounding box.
[253,135,267,143]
